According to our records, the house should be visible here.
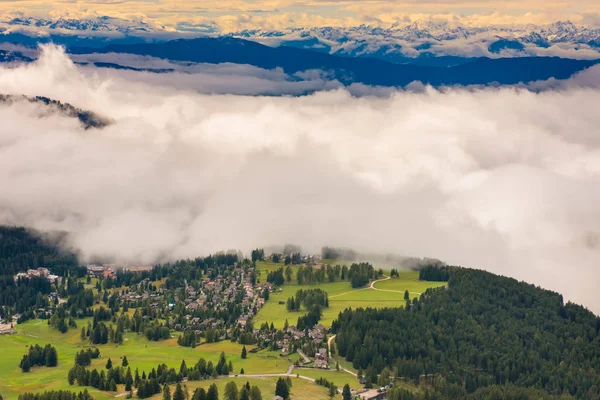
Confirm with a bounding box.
[359,389,387,400]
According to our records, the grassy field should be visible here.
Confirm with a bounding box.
[0,318,292,399]
[294,368,360,390]
[254,267,447,328]
[373,272,447,294]
[154,376,331,400]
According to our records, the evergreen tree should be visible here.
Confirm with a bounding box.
[45,347,58,367]
[173,383,185,400]
[224,381,238,400]
[241,345,247,359]
[106,358,112,369]
[163,385,171,400]
[342,384,351,400]
[275,377,289,399]
[328,384,337,399]
[122,356,129,367]
[179,359,188,377]
[249,386,262,400]
[191,388,207,400]
[206,384,218,400]
[239,387,250,400]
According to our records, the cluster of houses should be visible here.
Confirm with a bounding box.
[268,324,330,368]
[181,268,269,328]
[118,281,166,310]
[86,264,117,279]
[0,318,15,335]
[86,264,153,279]
[110,265,269,336]
[13,267,61,285]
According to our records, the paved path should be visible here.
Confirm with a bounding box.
[327,334,357,377]
[114,366,317,397]
[329,275,395,299]
[370,275,422,296]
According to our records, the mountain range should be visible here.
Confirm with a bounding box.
[3,16,600,63]
[1,17,600,89]
[67,37,600,87]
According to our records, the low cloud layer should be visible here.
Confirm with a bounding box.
[0,45,599,313]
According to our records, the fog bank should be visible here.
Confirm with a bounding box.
[0,45,599,313]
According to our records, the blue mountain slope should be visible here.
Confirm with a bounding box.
[68,37,599,87]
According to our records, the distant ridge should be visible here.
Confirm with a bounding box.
[0,94,110,129]
[69,37,600,87]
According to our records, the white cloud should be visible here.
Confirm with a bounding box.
[1,45,600,314]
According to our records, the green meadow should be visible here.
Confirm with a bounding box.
[154,376,330,400]
[0,318,291,399]
[254,264,446,328]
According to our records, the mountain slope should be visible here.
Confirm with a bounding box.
[332,265,600,399]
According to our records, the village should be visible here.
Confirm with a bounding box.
[5,258,391,399]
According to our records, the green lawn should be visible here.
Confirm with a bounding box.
[294,368,360,390]
[255,268,447,328]
[373,274,447,294]
[0,318,293,399]
[154,375,330,400]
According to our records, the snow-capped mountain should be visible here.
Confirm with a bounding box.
[3,16,163,35]
[231,21,600,62]
[1,16,600,62]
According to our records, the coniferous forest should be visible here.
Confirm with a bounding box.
[0,227,85,316]
[332,266,600,399]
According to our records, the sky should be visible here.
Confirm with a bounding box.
[2,0,600,32]
[1,45,600,313]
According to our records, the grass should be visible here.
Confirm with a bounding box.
[0,318,293,399]
[373,273,447,294]
[254,268,447,328]
[294,368,360,390]
[152,375,330,400]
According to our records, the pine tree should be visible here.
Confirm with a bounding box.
[328,384,337,399]
[241,345,247,359]
[206,384,218,400]
[224,381,238,400]
[192,388,207,400]
[122,356,129,367]
[342,384,351,400]
[249,386,262,400]
[45,347,58,367]
[173,383,185,400]
[163,385,171,400]
[106,358,112,369]
[20,355,31,372]
[275,377,289,399]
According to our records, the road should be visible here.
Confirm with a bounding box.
[115,367,320,397]
[327,334,357,377]
[370,275,422,296]
[329,275,396,299]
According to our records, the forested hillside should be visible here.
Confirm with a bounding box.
[332,266,600,399]
[0,226,84,315]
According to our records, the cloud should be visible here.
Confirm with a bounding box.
[0,45,600,314]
